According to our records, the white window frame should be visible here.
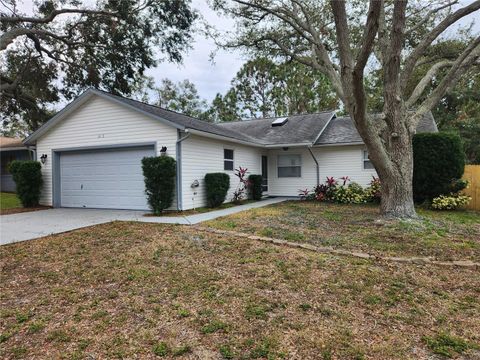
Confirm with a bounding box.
[277,154,302,178]
[362,150,374,170]
[224,148,234,171]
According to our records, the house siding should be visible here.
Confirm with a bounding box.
[181,135,264,210]
[35,96,178,207]
[266,145,377,196]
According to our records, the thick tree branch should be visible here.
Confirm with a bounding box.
[355,0,382,73]
[402,0,480,92]
[405,59,453,107]
[413,36,480,124]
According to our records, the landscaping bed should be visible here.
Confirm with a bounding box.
[206,201,480,262]
[144,200,257,217]
[1,221,479,359]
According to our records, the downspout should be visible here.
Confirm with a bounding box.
[307,146,320,186]
[175,130,191,211]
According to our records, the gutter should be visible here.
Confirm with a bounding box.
[307,146,320,186]
[176,130,191,211]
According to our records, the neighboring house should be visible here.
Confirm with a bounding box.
[0,137,32,192]
[23,88,438,211]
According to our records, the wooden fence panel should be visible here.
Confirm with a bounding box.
[462,165,480,211]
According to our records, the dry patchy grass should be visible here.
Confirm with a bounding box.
[1,221,479,359]
[206,201,480,262]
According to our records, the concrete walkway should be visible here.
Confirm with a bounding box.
[0,197,288,246]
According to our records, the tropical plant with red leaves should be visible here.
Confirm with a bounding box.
[232,166,250,203]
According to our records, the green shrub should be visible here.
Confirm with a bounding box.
[8,160,43,207]
[205,173,230,208]
[248,174,263,200]
[413,132,465,202]
[431,194,471,210]
[141,156,176,215]
[332,182,367,204]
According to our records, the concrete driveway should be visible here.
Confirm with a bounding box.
[0,197,288,246]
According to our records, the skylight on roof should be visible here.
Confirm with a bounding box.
[271,117,288,127]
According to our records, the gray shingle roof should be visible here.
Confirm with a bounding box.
[217,112,335,145]
[315,112,438,145]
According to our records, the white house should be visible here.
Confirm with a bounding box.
[23,88,437,211]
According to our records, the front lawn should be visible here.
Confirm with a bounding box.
[206,201,480,262]
[0,192,21,211]
[1,221,479,359]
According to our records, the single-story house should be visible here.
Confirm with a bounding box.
[23,88,437,211]
[0,136,33,192]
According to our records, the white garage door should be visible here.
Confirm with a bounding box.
[60,146,155,210]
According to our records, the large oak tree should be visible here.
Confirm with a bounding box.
[0,0,197,133]
[213,0,480,218]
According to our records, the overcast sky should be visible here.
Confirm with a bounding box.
[145,0,244,102]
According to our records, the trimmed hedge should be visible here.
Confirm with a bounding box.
[8,160,43,207]
[248,174,263,200]
[142,156,176,214]
[413,132,465,202]
[205,173,230,208]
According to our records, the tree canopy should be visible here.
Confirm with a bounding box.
[0,0,197,134]
[211,0,480,218]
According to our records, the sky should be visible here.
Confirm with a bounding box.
[145,0,245,102]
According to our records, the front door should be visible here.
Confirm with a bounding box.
[261,155,268,193]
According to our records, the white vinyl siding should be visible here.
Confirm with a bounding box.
[266,145,378,197]
[35,96,178,208]
[181,135,263,210]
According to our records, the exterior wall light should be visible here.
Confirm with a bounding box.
[160,146,167,155]
[40,154,48,164]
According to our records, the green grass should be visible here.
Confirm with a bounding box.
[0,192,21,210]
[423,332,479,358]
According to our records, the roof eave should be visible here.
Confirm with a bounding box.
[313,141,365,147]
[185,128,264,147]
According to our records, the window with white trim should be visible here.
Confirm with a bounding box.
[224,149,234,171]
[278,154,301,177]
[363,150,374,170]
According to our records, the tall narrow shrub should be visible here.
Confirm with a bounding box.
[205,173,230,207]
[413,132,465,202]
[248,174,263,200]
[142,156,176,214]
[8,160,43,207]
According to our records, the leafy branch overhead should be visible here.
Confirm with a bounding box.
[212,0,480,218]
[0,0,197,132]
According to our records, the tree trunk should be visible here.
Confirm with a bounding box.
[372,114,418,219]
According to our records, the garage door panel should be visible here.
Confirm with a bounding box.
[59,146,154,210]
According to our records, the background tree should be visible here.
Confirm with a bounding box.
[0,0,197,134]
[154,79,208,119]
[207,57,339,120]
[212,0,480,218]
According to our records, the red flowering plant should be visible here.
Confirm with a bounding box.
[232,167,250,203]
[298,188,311,200]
